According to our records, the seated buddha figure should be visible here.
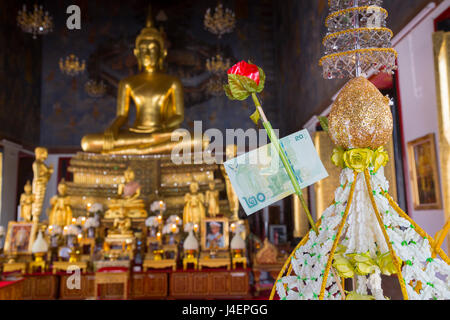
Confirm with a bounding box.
[105,167,147,219]
[81,11,209,155]
[109,211,133,236]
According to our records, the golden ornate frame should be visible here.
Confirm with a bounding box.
[201,217,229,251]
[433,31,450,253]
[407,133,443,211]
[4,221,37,255]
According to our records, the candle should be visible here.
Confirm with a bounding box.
[156,232,161,240]
[231,223,236,233]
[77,234,82,242]
[159,201,164,208]
[194,224,199,233]
[171,224,177,233]
[81,217,86,225]
[72,218,76,225]
[157,215,162,223]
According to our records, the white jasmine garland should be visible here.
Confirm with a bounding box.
[276,167,450,300]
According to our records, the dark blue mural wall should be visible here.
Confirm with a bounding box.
[40,0,280,148]
[0,1,41,147]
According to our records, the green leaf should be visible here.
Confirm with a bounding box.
[250,109,260,125]
[235,74,258,92]
[228,75,250,101]
[223,84,235,101]
[318,116,329,132]
[256,67,266,93]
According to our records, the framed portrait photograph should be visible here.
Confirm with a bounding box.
[407,133,443,210]
[269,225,288,245]
[201,218,229,251]
[4,221,37,255]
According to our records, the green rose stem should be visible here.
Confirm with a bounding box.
[251,93,317,232]
[251,93,346,299]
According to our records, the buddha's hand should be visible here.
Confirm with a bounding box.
[104,127,118,151]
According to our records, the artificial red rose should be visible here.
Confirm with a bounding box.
[227,61,260,86]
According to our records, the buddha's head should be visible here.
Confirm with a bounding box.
[35,147,48,161]
[24,181,32,194]
[189,182,199,193]
[134,8,167,72]
[57,179,67,196]
[124,167,135,183]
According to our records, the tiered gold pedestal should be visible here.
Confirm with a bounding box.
[143,256,177,271]
[52,261,88,274]
[3,262,27,274]
[67,152,229,217]
[198,251,231,271]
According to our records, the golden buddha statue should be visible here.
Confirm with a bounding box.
[205,181,220,217]
[81,9,209,155]
[19,181,34,222]
[110,212,133,236]
[31,147,54,222]
[221,145,240,221]
[105,167,147,219]
[48,179,73,228]
[183,182,206,226]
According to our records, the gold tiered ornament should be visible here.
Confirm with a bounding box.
[271,0,450,300]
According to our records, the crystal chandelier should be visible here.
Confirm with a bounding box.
[206,54,232,75]
[319,0,397,79]
[204,3,236,39]
[206,55,232,96]
[85,80,107,98]
[59,54,86,77]
[207,75,227,97]
[17,4,53,39]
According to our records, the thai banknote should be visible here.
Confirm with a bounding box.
[224,129,328,216]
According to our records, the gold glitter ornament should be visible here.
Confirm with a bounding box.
[328,77,393,150]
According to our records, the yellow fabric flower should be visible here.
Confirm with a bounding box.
[347,252,377,276]
[343,149,374,173]
[346,292,376,300]
[331,148,345,168]
[333,254,355,278]
[376,252,399,276]
[372,147,389,173]
[332,246,355,278]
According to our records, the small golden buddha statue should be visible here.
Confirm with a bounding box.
[105,167,147,219]
[19,181,34,222]
[81,8,208,155]
[31,147,53,222]
[48,179,73,228]
[183,182,206,226]
[221,145,240,221]
[110,212,133,236]
[205,181,220,217]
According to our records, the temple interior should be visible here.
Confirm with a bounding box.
[0,0,449,301]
